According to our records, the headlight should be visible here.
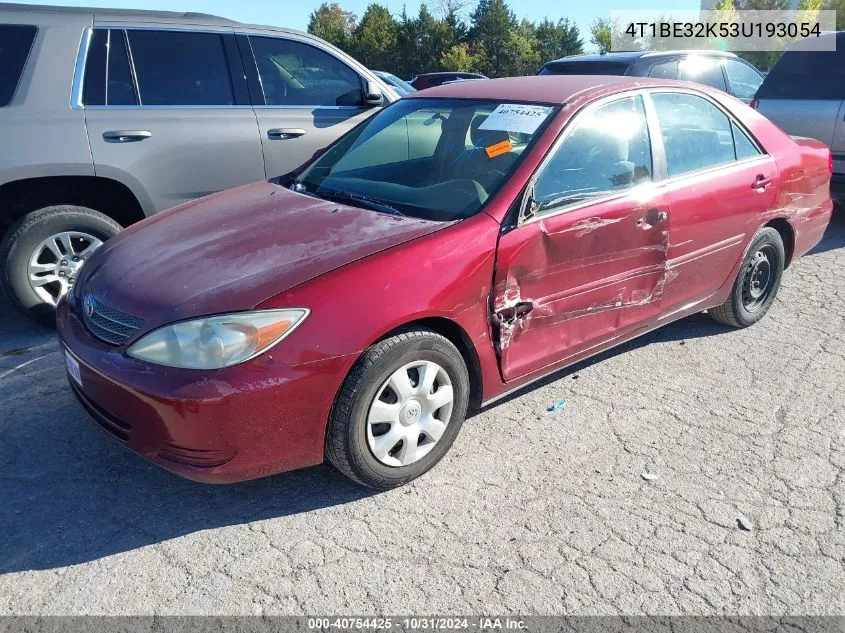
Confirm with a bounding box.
[127,309,309,369]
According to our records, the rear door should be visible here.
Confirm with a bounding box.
[238,31,380,179]
[82,26,265,213]
[647,90,778,317]
[492,94,669,381]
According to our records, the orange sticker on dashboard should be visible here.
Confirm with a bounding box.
[485,139,512,158]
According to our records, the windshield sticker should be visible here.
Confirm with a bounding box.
[485,139,513,158]
[478,104,553,135]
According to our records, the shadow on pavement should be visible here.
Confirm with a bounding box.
[808,205,845,256]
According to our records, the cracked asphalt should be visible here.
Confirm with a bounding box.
[0,212,843,616]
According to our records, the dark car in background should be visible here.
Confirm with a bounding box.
[753,31,845,200]
[410,72,488,90]
[539,50,764,104]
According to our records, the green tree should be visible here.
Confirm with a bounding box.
[534,17,583,63]
[307,2,357,49]
[468,0,518,76]
[440,42,478,71]
[589,17,612,54]
[353,4,398,69]
[826,0,845,30]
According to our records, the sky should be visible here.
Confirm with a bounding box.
[46,0,701,53]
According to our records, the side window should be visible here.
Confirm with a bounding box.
[724,60,763,100]
[83,30,137,106]
[732,121,761,160]
[651,92,736,176]
[532,96,653,212]
[649,61,678,79]
[127,30,235,106]
[249,36,362,107]
[678,56,727,91]
[0,24,37,107]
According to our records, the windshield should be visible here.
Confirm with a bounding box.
[294,98,558,221]
[377,72,416,94]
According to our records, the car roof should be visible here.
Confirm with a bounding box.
[545,49,738,66]
[417,71,483,77]
[407,74,684,105]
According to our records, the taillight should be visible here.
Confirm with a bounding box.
[829,150,833,177]
[750,98,759,110]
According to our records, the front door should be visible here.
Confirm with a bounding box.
[84,28,265,213]
[492,94,669,381]
[239,32,379,178]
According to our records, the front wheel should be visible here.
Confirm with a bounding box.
[709,227,785,328]
[325,327,470,489]
[0,205,122,327]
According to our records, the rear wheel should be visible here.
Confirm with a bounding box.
[0,205,122,326]
[709,227,785,328]
[325,327,470,489]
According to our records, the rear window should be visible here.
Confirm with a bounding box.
[0,25,37,107]
[757,33,845,100]
[540,61,629,76]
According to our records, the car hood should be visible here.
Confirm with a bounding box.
[81,181,447,329]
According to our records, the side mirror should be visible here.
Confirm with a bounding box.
[364,79,384,107]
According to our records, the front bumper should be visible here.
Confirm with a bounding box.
[57,299,351,483]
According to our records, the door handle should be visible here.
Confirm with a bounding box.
[267,128,306,140]
[638,209,668,227]
[102,130,151,142]
[752,174,772,190]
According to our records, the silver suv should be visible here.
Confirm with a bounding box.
[754,31,845,201]
[0,3,398,324]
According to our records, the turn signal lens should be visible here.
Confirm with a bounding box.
[127,309,309,369]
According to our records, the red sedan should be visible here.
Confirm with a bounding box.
[57,76,833,489]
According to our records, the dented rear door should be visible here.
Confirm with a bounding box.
[492,193,668,381]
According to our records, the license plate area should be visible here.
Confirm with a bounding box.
[65,349,82,386]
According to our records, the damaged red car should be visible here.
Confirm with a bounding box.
[57,76,832,488]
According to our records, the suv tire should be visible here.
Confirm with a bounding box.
[0,205,122,327]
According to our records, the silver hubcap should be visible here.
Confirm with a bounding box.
[366,360,454,467]
[27,231,103,307]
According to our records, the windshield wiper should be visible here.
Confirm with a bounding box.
[315,189,406,217]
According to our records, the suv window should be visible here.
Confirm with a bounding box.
[127,30,236,106]
[678,56,727,91]
[651,92,742,176]
[724,60,762,100]
[756,33,845,100]
[532,96,652,213]
[649,61,678,79]
[83,30,138,106]
[0,25,37,107]
[249,36,362,107]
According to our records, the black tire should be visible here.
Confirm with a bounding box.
[326,327,470,489]
[709,227,785,328]
[0,205,122,327]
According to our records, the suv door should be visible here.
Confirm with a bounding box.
[492,94,669,381]
[238,32,381,179]
[81,27,265,213]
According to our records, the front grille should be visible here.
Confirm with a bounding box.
[81,294,144,345]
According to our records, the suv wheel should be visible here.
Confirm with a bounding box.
[0,205,122,326]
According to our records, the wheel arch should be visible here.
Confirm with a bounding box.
[374,316,485,413]
[0,176,147,235]
[764,217,795,268]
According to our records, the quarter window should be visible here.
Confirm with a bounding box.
[0,24,37,107]
[531,96,653,213]
[249,36,362,106]
[678,56,727,91]
[651,92,760,176]
[127,30,236,106]
[649,61,678,79]
[724,60,763,100]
